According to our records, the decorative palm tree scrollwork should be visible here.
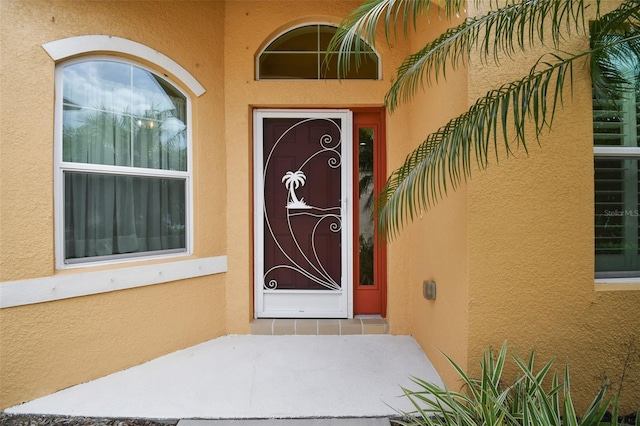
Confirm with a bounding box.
[283,170,310,209]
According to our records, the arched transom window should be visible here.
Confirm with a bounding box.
[257,24,379,80]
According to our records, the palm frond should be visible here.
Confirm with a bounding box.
[590,0,640,99]
[329,0,640,238]
[378,51,580,238]
[327,0,466,77]
[386,0,590,112]
[378,20,640,238]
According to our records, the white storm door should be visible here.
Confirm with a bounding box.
[254,110,353,318]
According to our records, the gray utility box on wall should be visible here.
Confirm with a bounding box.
[423,280,436,300]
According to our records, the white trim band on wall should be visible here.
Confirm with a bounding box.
[42,35,206,97]
[0,256,227,309]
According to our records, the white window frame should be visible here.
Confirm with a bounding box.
[593,84,640,282]
[53,56,194,269]
[43,35,205,96]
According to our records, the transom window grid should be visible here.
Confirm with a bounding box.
[593,75,640,279]
[55,57,192,268]
[257,24,379,80]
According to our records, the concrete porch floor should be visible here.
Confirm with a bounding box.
[5,335,443,421]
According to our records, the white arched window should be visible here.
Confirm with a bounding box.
[257,24,380,80]
[44,36,202,269]
[55,57,192,267]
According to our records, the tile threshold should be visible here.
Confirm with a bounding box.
[250,318,389,335]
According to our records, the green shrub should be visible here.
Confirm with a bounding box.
[395,342,639,426]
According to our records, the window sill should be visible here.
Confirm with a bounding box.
[0,256,227,309]
[595,278,640,292]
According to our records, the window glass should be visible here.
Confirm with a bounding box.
[594,159,640,275]
[321,52,378,79]
[62,61,187,171]
[259,52,320,79]
[258,24,379,80]
[319,25,342,50]
[593,56,640,278]
[265,26,318,51]
[58,59,189,265]
[358,127,374,286]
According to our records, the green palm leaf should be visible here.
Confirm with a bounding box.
[330,0,640,238]
[591,1,640,100]
[385,0,589,111]
[379,51,580,237]
[328,0,467,76]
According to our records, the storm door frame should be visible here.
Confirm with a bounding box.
[253,109,354,319]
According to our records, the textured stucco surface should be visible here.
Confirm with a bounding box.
[0,0,227,409]
[463,1,640,412]
[0,276,225,410]
[397,6,471,388]
[350,0,640,412]
[1,0,639,415]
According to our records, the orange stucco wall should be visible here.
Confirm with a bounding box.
[395,7,471,389]
[373,0,640,413]
[1,277,224,409]
[462,1,640,412]
[0,0,227,409]
[1,0,639,415]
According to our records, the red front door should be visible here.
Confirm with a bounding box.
[353,110,387,316]
[254,109,386,318]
